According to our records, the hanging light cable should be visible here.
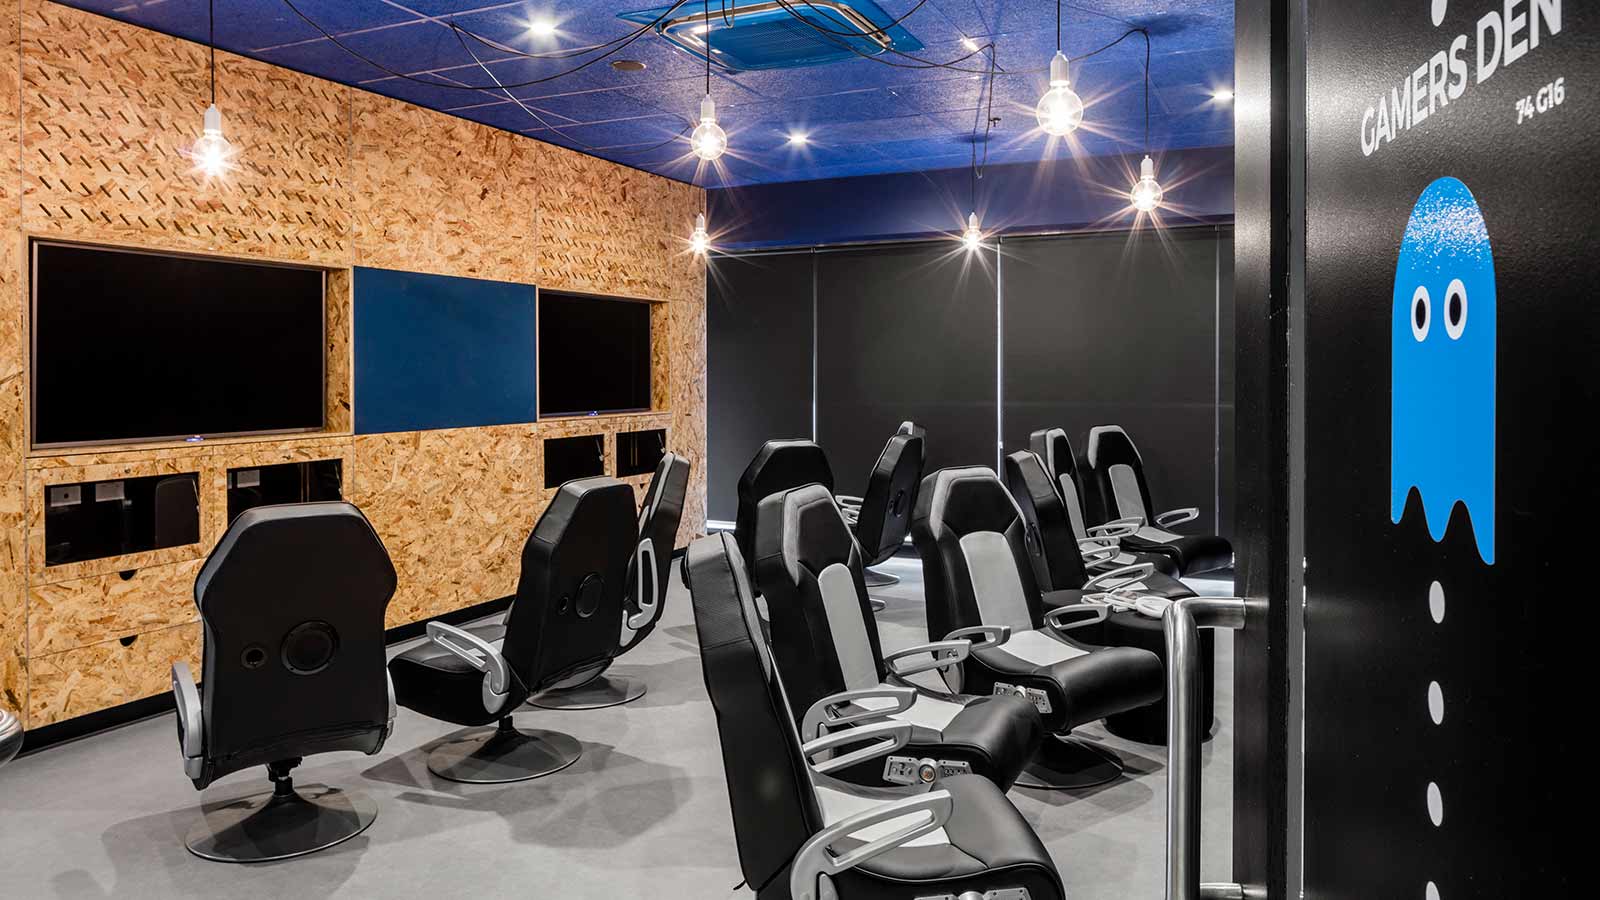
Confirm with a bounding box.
[690,24,727,162]
[190,0,236,179]
[1129,29,1164,213]
[1035,0,1083,136]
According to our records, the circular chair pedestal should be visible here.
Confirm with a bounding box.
[427,719,583,784]
[186,779,377,863]
[1015,736,1125,790]
[862,567,900,588]
[527,673,647,710]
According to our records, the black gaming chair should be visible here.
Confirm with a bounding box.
[683,533,1067,900]
[1007,449,1214,743]
[1082,425,1233,576]
[1029,427,1178,577]
[837,432,924,590]
[389,476,636,783]
[531,452,690,709]
[735,440,835,584]
[172,502,397,862]
[911,467,1164,788]
[0,707,19,769]
[754,484,1042,790]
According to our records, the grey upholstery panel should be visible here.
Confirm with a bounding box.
[818,562,880,691]
[1108,464,1148,521]
[957,531,1034,633]
[1059,475,1090,540]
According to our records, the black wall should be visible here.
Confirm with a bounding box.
[707,226,1233,528]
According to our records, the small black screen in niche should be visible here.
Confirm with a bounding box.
[537,291,652,417]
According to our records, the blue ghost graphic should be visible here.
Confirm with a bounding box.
[1391,176,1496,564]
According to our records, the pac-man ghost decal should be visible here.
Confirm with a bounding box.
[1391,176,1496,564]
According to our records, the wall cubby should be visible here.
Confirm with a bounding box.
[544,434,606,489]
[227,459,344,523]
[616,428,667,477]
[43,472,201,567]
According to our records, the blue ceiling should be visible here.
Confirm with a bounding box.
[52,1,1234,187]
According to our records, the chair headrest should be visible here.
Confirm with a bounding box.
[754,483,857,585]
[912,466,1022,541]
[1085,424,1140,469]
[738,439,835,497]
[196,501,396,610]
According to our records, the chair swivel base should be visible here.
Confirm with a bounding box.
[1015,735,1125,790]
[186,773,377,863]
[426,717,583,784]
[527,673,647,710]
[862,567,901,588]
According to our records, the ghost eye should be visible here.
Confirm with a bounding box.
[1410,285,1431,341]
[1444,278,1467,340]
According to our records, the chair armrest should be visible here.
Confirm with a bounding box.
[883,640,969,679]
[1044,602,1109,634]
[789,789,954,900]
[1089,517,1144,538]
[1084,562,1156,593]
[627,537,662,632]
[382,671,397,744]
[171,662,203,777]
[426,621,511,716]
[835,494,864,508]
[801,721,915,776]
[942,624,1011,650]
[802,685,918,741]
[1080,542,1121,566]
[1155,507,1200,528]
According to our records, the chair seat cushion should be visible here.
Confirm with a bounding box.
[824,774,1065,899]
[973,632,1163,732]
[388,623,520,728]
[1124,530,1233,576]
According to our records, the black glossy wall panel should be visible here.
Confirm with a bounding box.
[815,245,998,497]
[707,252,815,521]
[1002,227,1229,533]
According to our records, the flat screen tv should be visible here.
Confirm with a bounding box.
[538,291,652,417]
[31,241,325,448]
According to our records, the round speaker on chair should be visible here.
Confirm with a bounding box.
[575,574,603,618]
[241,644,269,670]
[281,621,339,675]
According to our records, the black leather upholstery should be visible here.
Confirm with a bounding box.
[851,433,924,567]
[191,502,396,789]
[1083,425,1233,576]
[911,467,1164,734]
[735,440,835,583]
[390,477,638,726]
[682,533,1065,900]
[619,452,690,654]
[754,484,1041,790]
[1005,449,1092,593]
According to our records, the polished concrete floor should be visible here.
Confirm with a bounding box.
[0,552,1233,899]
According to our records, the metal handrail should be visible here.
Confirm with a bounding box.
[1164,596,1249,900]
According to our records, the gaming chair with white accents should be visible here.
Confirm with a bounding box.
[1081,425,1233,577]
[736,439,835,585]
[836,431,924,590]
[911,467,1164,788]
[1028,427,1179,577]
[753,483,1043,791]
[683,532,1067,900]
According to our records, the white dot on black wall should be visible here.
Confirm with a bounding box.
[1427,782,1444,826]
[1429,580,1445,624]
[1426,881,1441,900]
[1428,681,1444,724]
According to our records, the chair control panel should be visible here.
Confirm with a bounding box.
[992,683,1053,715]
[883,756,972,786]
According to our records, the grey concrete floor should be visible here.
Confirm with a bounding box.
[0,552,1232,899]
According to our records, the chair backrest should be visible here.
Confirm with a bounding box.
[735,439,835,581]
[852,432,924,566]
[1083,425,1155,525]
[1029,428,1084,509]
[754,484,886,724]
[193,502,396,783]
[1004,450,1090,592]
[503,477,638,692]
[911,467,1045,644]
[896,420,927,464]
[621,452,691,651]
[683,533,825,895]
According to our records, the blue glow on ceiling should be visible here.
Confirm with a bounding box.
[49,1,1235,187]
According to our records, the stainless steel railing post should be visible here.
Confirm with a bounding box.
[1164,596,1247,900]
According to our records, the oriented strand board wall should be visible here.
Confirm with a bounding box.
[0,0,706,729]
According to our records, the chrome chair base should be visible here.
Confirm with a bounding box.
[862,567,901,588]
[186,779,377,863]
[1015,736,1125,790]
[527,673,647,710]
[426,719,583,784]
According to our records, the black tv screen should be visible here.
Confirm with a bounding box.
[31,242,325,447]
[538,292,652,416]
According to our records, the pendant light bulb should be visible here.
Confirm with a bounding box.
[1130,154,1164,213]
[690,213,711,256]
[1035,51,1083,137]
[961,211,983,251]
[691,94,727,162]
[192,103,234,179]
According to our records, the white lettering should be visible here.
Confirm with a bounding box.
[1412,62,1430,124]
[1428,51,1449,115]
[1531,0,1561,49]
[1505,0,1529,66]
[1377,93,1393,144]
[1448,34,1469,100]
[1478,11,1503,84]
[1361,107,1377,156]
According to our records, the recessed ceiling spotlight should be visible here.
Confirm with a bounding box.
[527,18,557,38]
[960,36,979,52]
[787,132,809,146]
[610,59,647,72]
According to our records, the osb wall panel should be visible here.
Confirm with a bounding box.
[326,267,353,433]
[28,558,202,657]
[351,95,539,283]
[670,297,708,538]
[18,0,351,266]
[26,622,199,727]
[1,1,22,721]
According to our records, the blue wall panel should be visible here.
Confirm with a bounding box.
[354,267,537,435]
